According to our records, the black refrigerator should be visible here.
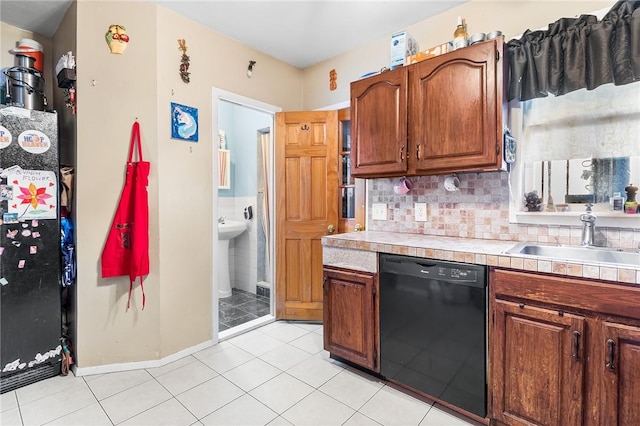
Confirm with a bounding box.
[0,105,62,393]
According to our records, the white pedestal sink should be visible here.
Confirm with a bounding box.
[218,220,247,298]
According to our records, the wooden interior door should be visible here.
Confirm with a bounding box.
[275,111,338,321]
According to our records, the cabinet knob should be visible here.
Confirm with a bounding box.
[327,224,336,234]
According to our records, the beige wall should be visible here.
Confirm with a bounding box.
[153,6,302,358]
[74,0,161,367]
[302,0,614,110]
[72,1,303,368]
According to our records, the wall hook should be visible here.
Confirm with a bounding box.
[301,124,309,131]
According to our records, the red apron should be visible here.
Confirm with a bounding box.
[101,121,150,309]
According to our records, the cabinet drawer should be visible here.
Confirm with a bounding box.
[492,269,640,320]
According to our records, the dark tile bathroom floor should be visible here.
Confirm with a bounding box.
[219,288,271,331]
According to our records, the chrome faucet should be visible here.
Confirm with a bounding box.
[218,216,226,224]
[579,204,597,247]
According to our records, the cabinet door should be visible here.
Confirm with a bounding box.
[350,67,408,177]
[410,38,502,174]
[491,299,585,426]
[600,321,640,425]
[323,267,378,371]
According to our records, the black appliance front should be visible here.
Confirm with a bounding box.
[379,254,487,418]
[1,107,62,393]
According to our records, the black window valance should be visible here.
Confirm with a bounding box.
[507,0,640,101]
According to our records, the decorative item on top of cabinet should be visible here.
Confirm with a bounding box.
[323,266,378,372]
[350,37,505,178]
[490,269,640,426]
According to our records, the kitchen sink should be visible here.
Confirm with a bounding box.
[505,243,640,267]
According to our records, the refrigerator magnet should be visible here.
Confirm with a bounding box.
[0,277,8,286]
[7,170,57,220]
[3,213,18,224]
[0,125,12,149]
[18,130,51,154]
[18,260,25,269]
[1,185,13,200]
[29,246,37,254]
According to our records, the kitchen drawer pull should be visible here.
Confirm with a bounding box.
[400,145,405,161]
[606,339,615,371]
[572,331,580,360]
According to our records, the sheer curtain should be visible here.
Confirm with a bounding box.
[507,0,640,101]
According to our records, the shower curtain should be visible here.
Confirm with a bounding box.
[260,132,271,280]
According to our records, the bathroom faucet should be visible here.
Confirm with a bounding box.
[218,216,226,224]
[579,204,597,247]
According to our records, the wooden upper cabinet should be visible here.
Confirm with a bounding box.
[410,38,502,174]
[350,67,408,177]
[350,37,504,178]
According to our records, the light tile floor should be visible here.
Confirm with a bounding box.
[0,321,481,426]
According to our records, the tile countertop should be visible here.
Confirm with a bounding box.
[322,231,640,285]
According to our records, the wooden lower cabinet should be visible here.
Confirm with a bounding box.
[491,299,585,425]
[600,321,640,425]
[323,266,378,372]
[490,269,640,426]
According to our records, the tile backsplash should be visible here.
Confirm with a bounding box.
[367,171,640,251]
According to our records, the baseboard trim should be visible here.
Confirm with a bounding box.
[72,339,215,377]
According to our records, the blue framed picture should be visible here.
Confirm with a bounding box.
[171,102,198,142]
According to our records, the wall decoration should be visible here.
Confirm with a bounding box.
[330,69,337,91]
[171,103,198,142]
[178,39,190,83]
[247,60,256,78]
[105,25,129,54]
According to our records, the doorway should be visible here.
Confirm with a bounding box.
[212,88,281,340]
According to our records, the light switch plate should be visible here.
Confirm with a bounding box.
[415,203,427,221]
[372,203,387,220]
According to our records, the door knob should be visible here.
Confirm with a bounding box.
[327,224,335,234]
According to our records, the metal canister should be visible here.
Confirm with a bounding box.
[4,66,46,110]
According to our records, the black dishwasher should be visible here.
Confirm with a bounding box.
[379,254,487,418]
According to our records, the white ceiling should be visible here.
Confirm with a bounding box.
[1,0,465,69]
